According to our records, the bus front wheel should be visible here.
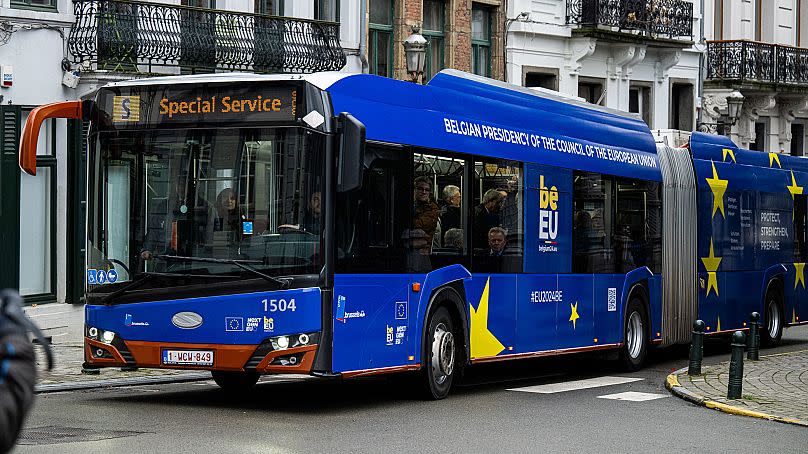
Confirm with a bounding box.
[421,306,458,400]
[211,370,259,391]
[619,297,648,371]
[761,287,784,348]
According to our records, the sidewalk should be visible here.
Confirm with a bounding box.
[22,302,207,392]
[667,349,808,427]
[34,342,208,393]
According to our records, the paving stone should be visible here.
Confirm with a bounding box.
[675,349,808,425]
[34,342,199,388]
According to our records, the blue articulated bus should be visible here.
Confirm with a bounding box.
[19,70,807,399]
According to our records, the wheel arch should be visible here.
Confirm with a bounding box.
[623,280,650,343]
[761,264,787,314]
[763,276,785,320]
[419,281,469,369]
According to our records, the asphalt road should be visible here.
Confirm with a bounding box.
[16,325,808,453]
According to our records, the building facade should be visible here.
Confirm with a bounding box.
[703,0,808,155]
[504,0,700,132]
[0,0,353,312]
[367,0,506,81]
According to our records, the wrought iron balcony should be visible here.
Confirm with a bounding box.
[67,0,346,74]
[566,0,693,40]
[706,40,808,86]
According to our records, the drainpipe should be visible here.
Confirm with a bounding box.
[359,0,368,73]
[697,0,705,129]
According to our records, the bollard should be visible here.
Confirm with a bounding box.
[747,312,760,361]
[727,330,746,399]
[688,320,706,375]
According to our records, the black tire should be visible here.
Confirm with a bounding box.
[619,297,648,371]
[760,286,784,348]
[421,306,459,400]
[211,370,259,391]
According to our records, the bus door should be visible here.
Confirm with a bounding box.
[332,145,413,373]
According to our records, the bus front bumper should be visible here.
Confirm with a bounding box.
[84,333,320,375]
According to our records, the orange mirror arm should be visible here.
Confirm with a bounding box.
[19,101,83,176]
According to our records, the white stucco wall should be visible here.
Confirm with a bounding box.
[506,0,701,130]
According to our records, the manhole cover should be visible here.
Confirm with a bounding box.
[17,426,144,445]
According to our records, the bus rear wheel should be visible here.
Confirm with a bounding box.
[619,297,648,371]
[761,287,784,348]
[421,306,458,400]
[211,370,259,391]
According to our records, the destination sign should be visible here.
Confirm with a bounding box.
[99,83,302,128]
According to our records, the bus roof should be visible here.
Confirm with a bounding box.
[99,70,661,180]
[690,131,808,172]
[326,70,661,181]
[100,71,351,90]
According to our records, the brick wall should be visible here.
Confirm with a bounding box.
[381,0,504,82]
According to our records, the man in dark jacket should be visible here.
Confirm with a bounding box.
[0,290,51,453]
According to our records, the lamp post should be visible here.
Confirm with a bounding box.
[726,90,744,125]
[403,25,427,84]
[698,90,744,134]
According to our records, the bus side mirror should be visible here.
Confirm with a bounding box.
[337,112,365,192]
[19,100,86,175]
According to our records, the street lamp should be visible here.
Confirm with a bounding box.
[698,90,744,133]
[725,90,744,126]
[403,25,427,83]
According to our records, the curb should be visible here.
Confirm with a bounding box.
[665,367,808,428]
[36,372,210,394]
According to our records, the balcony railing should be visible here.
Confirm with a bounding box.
[67,0,346,74]
[566,0,693,40]
[707,40,808,85]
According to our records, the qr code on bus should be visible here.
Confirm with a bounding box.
[607,288,617,312]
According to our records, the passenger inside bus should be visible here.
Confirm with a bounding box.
[436,185,462,247]
[472,188,503,245]
[214,188,241,233]
[487,227,507,256]
[299,191,322,233]
[443,228,464,252]
[412,176,440,249]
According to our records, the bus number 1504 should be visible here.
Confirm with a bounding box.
[262,298,296,312]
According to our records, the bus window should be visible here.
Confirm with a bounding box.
[795,194,807,262]
[413,151,468,269]
[336,145,411,273]
[471,159,522,273]
[573,172,613,273]
[615,178,662,273]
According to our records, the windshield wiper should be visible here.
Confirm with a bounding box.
[97,271,228,305]
[156,255,290,289]
[97,272,157,305]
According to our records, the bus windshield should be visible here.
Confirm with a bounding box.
[86,127,325,292]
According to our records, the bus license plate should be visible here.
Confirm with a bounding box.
[162,349,214,366]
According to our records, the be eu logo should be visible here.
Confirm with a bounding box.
[539,175,559,242]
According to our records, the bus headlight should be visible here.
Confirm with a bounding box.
[101,330,116,344]
[267,332,319,351]
[88,327,98,339]
[298,333,309,345]
[275,336,289,350]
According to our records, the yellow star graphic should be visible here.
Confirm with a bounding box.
[701,238,722,297]
[569,302,580,330]
[787,171,804,199]
[706,161,728,219]
[716,316,721,332]
[722,148,736,163]
[795,263,806,289]
[769,153,782,168]
[469,277,505,358]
